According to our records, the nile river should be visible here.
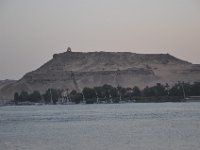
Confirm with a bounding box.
[0,103,200,150]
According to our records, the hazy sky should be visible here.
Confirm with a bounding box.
[0,0,200,80]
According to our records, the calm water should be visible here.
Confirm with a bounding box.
[0,103,200,150]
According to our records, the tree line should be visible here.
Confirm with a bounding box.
[14,82,200,104]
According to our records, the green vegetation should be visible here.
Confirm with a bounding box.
[14,90,42,104]
[29,91,42,103]
[43,89,62,104]
[70,90,82,104]
[14,82,200,105]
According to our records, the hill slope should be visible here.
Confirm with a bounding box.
[0,51,200,101]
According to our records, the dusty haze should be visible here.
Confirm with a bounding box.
[0,0,200,79]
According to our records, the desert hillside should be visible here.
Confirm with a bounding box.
[0,80,16,91]
[0,51,200,101]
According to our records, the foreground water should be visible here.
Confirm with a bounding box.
[0,103,200,150]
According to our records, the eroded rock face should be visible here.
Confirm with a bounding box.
[0,51,200,101]
[0,80,16,90]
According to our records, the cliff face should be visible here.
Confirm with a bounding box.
[1,51,200,101]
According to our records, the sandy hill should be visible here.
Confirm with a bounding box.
[0,51,200,101]
[0,80,16,89]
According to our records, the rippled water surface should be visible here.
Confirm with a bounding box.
[0,103,200,150]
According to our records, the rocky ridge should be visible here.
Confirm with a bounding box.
[0,51,200,101]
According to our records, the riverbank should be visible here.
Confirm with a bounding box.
[0,96,193,106]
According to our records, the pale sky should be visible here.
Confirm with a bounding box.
[0,0,200,80]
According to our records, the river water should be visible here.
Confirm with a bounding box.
[0,103,200,150]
